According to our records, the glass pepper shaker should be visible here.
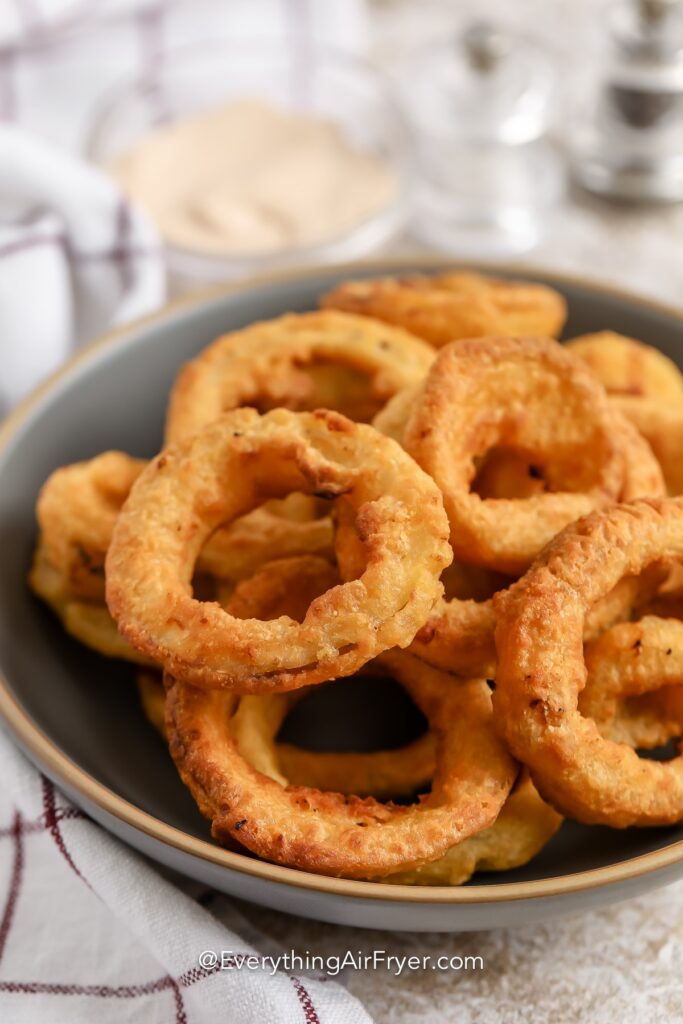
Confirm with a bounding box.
[574,0,683,201]
[400,21,564,256]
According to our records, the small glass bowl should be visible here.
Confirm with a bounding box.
[85,39,413,284]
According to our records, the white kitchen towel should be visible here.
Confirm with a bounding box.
[0,730,373,1024]
[0,125,165,412]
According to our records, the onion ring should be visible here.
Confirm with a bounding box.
[376,388,551,502]
[384,774,562,886]
[368,339,665,676]
[406,569,668,679]
[29,543,154,665]
[336,473,668,677]
[403,336,665,574]
[276,733,435,801]
[231,689,435,800]
[565,331,683,400]
[165,310,434,443]
[223,554,339,623]
[106,408,451,691]
[165,650,516,877]
[580,616,683,749]
[613,397,683,496]
[321,271,567,348]
[36,451,145,601]
[36,451,334,598]
[211,554,437,799]
[563,332,683,495]
[139,667,436,799]
[494,497,683,827]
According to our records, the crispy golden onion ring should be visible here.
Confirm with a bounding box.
[402,336,665,574]
[277,733,436,800]
[36,451,334,598]
[29,543,153,665]
[137,554,336,726]
[231,689,435,800]
[408,568,667,679]
[385,774,562,886]
[230,679,557,881]
[336,482,668,677]
[137,669,247,856]
[494,497,683,827]
[334,493,499,675]
[139,667,436,800]
[165,651,516,877]
[37,451,144,601]
[372,384,418,444]
[376,388,550,502]
[580,616,683,750]
[106,409,451,691]
[563,332,683,495]
[613,397,683,496]
[165,310,434,443]
[565,331,683,400]
[218,553,436,799]
[321,271,567,348]
[223,554,339,623]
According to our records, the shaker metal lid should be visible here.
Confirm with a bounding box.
[574,0,683,201]
[610,0,683,63]
[606,0,683,101]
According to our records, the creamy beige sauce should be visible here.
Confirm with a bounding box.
[113,99,397,256]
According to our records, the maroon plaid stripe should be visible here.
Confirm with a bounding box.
[0,811,24,963]
[0,976,173,998]
[113,197,133,296]
[0,816,45,841]
[0,231,64,260]
[0,806,84,841]
[42,776,90,886]
[170,979,188,1024]
[0,226,160,265]
[290,975,322,1024]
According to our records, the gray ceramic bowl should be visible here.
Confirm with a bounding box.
[2,260,683,933]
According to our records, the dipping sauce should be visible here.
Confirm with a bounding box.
[113,99,397,256]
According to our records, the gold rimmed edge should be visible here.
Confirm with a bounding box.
[2,256,683,906]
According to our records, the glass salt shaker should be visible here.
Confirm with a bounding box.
[401,21,564,256]
[574,0,683,202]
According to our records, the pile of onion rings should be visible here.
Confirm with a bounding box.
[28,269,683,884]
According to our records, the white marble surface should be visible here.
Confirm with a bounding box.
[228,876,683,1023]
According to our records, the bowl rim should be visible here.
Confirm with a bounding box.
[4,255,683,905]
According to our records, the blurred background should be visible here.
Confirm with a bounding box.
[1,0,683,408]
